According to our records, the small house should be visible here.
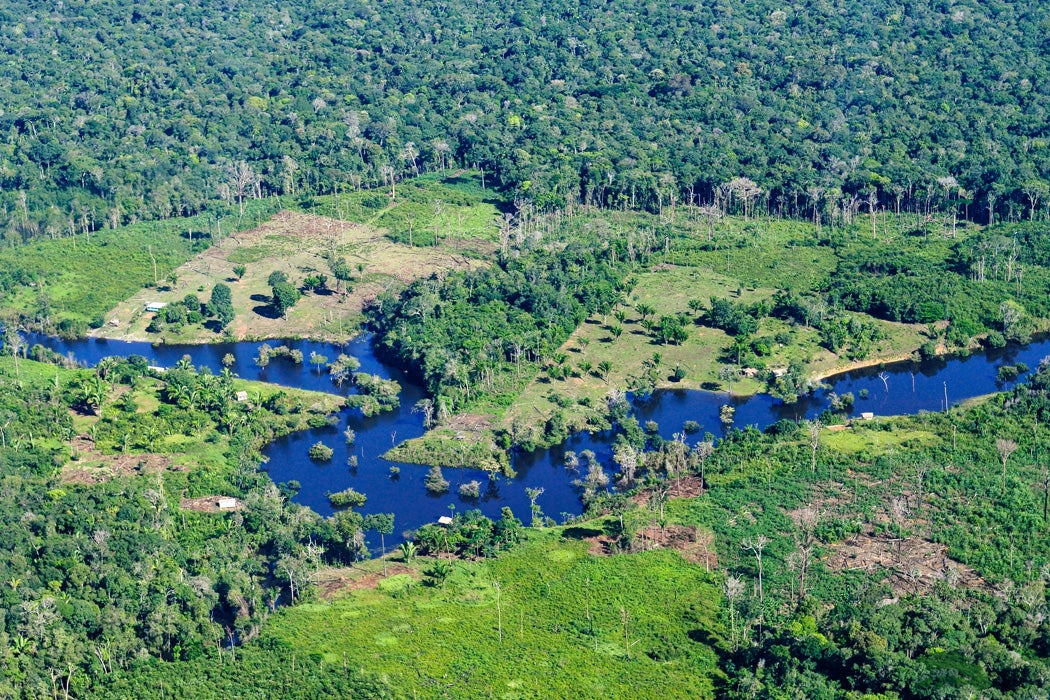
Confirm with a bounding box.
[235,391,249,402]
[217,497,238,510]
[860,412,875,421]
[437,516,454,526]
[145,302,168,313]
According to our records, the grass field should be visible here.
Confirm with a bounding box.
[298,171,505,247]
[262,529,723,699]
[92,210,491,343]
[0,200,279,330]
[90,173,502,343]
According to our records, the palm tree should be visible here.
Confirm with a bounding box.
[399,541,418,563]
[83,376,109,416]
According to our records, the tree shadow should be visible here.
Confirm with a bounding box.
[250,294,270,303]
[252,304,281,319]
[562,526,603,540]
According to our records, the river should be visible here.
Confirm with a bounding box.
[23,332,1050,546]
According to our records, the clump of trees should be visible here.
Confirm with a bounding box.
[145,284,234,334]
[0,352,380,697]
[369,237,631,413]
[412,508,523,559]
[308,441,334,461]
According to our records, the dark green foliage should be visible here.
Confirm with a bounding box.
[369,238,629,411]
[707,298,759,337]
[328,487,367,508]
[423,465,449,494]
[0,356,363,699]
[345,372,400,417]
[308,441,334,461]
[270,281,300,318]
[207,283,234,330]
[1,0,1048,240]
[413,508,523,559]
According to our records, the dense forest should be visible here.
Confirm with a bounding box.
[2,0,1049,243]
[4,0,1050,696]
[0,352,389,698]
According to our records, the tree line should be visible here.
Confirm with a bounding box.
[1,0,1047,245]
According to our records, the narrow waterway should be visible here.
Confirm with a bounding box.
[24,332,1050,545]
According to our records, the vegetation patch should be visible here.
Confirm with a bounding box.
[259,534,722,699]
[0,201,277,334]
[820,423,941,457]
[93,207,488,343]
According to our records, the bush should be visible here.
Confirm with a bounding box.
[458,480,482,498]
[997,364,1021,382]
[425,465,449,494]
[985,331,1007,348]
[328,487,367,508]
[308,442,334,461]
[918,341,939,359]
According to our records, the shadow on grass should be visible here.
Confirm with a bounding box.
[252,304,281,319]
[561,526,603,540]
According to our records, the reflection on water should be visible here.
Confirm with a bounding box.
[23,332,1050,546]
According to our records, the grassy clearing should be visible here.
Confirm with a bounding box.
[263,530,722,699]
[0,201,278,330]
[501,264,925,434]
[93,209,489,343]
[297,171,505,247]
[819,421,942,457]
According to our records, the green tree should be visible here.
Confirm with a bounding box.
[271,281,301,318]
[309,352,329,375]
[208,283,235,329]
[363,513,395,573]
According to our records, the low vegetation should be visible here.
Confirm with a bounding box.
[0,201,278,336]
[92,177,495,343]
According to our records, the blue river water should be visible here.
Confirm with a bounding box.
[23,332,1050,545]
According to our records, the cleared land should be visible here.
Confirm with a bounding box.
[262,531,722,699]
[93,210,491,343]
[502,265,925,430]
[62,374,344,484]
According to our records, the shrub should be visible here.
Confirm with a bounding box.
[328,487,367,508]
[424,465,449,493]
[458,480,481,498]
[308,442,334,461]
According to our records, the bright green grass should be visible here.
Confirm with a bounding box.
[0,200,279,325]
[821,423,942,457]
[263,533,723,699]
[296,171,504,246]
